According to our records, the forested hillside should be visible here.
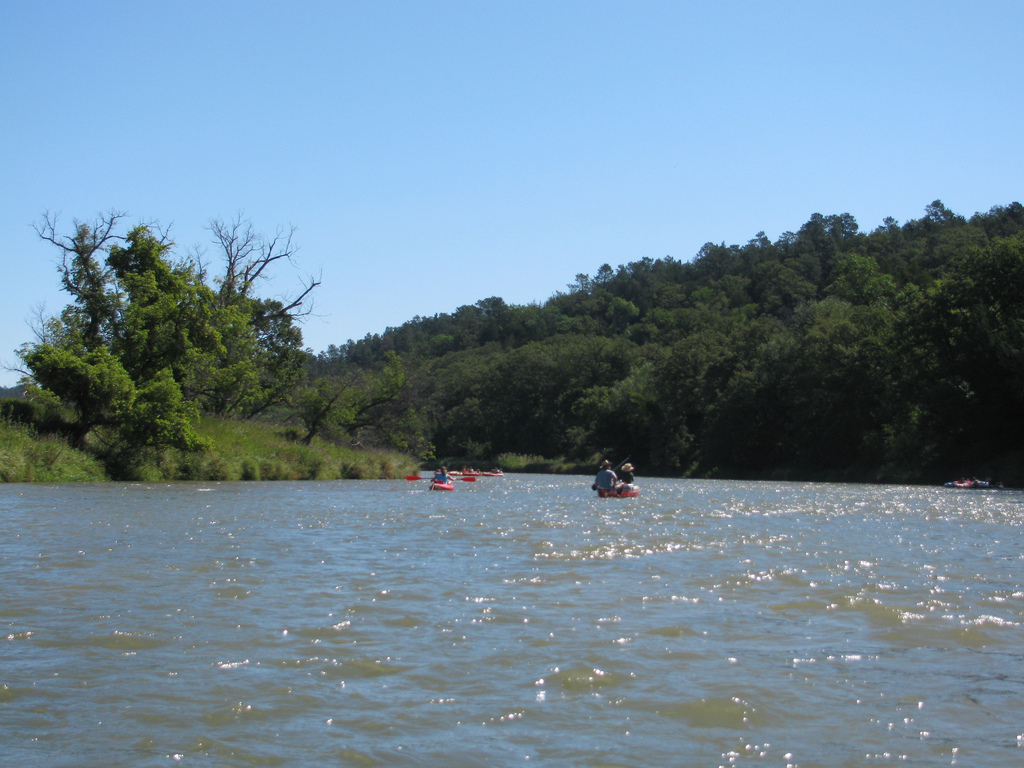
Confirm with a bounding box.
[317,200,1024,484]
[12,201,1024,485]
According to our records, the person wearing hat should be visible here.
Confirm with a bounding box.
[617,463,635,485]
[594,459,618,491]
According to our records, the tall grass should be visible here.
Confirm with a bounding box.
[0,418,420,483]
[125,419,420,481]
[493,453,593,474]
[0,422,107,482]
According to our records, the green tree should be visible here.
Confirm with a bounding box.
[21,345,135,448]
[896,235,1024,464]
[34,210,126,349]
[825,254,897,306]
[21,217,219,461]
[680,321,789,475]
[783,298,893,475]
[292,353,409,446]
[107,226,223,387]
[569,359,662,465]
[199,215,315,416]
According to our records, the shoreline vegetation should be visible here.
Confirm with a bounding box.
[0,417,579,484]
[0,418,577,484]
[0,417,420,483]
[8,202,1024,486]
[2,418,1016,486]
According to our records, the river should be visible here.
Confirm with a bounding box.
[2,476,1022,767]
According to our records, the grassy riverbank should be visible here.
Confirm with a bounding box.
[0,422,108,482]
[0,418,420,483]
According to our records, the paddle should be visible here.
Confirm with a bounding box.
[410,474,469,483]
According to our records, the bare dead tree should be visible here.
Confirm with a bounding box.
[35,210,126,296]
[186,241,210,285]
[25,302,57,346]
[207,213,320,318]
[34,210,128,345]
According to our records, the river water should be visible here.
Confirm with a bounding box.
[2,476,1022,767]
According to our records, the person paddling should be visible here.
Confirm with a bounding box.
[594,460,618,492]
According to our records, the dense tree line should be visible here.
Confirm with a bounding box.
[320,200,1024,483]
[16,201,1024,484]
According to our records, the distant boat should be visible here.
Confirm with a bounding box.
[943,479,1005,489]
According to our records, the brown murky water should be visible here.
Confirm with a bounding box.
[2,477,1023,766]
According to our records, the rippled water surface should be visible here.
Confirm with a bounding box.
[2,476,1023,767]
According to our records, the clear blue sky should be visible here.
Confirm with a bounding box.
[2,1,1021,386]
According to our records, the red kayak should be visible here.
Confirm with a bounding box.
[597,485,639,498]
[430,481,455,491]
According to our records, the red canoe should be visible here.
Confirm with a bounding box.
[597,485,640,498]
[430,481,455,491]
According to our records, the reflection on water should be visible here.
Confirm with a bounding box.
[2,477,1023,767]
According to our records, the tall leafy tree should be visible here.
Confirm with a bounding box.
[107,226,223,387]
[21,214,317,455]
[195,214,316,416]
[21,221,211,457]
[21,345,136,448]
[34,210,126,349]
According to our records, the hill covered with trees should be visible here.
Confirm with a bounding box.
[9,200,1024,485]
[318,200,1024,485]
